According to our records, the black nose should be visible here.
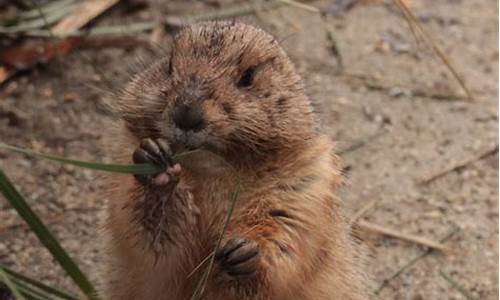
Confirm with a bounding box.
[172,104,205,131]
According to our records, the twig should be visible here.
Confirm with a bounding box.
[186,252,214,279]
[349,198,380,225]
[418,144,499,185]
[341,72,469,101]
[52,0,120,35]
[375,226,459,295]
[393,0,475,101]
[276,0,320,13]
[337,128,387,155]
[357,220,448,251]
[411,87,469,101]
[439,270,478,300]
[325,24,344,73]
[391,0,424,48]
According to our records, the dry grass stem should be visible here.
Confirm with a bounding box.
[349,198,380,225]
[52,0,120,35]
[326,25,344,73]
[358,220,448,252]
[277,0,320,13]
[419,144,498,185]
[337,128,387,155]
[374,226,459,294]
[393,0,475,101]
[439,270,478,300]
[342,72,470,101]
[186,252,214,279]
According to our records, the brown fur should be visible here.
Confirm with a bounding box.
[103,21,368,300]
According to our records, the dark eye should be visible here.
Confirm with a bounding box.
[166,48,177,76]
[237,67,255,88]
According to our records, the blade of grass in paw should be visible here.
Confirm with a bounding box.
[0,143,160,174]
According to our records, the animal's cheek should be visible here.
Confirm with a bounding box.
[199,101,223,121]
[209,116,236,137]
[199,101,234,132]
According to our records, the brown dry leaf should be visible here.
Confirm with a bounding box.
[0,66,15,84]
[0,38,83,84]
[52,0,120,36]
[0,35,149,84]
[0,38,83,70]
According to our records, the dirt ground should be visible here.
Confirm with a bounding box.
[0,0,498,299]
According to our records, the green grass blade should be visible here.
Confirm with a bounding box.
[0,270,52,300]
[0,143,160,175]
[0,268,26,300]
[1,266,77,300]
[0,169,99,299]
[11,279,50,300]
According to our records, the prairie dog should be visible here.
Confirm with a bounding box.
[104,21,368,300]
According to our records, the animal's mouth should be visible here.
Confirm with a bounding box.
[171,127,208,151]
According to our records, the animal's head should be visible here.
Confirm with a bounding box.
[118,22,317,159]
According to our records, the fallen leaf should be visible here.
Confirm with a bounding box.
[0,37,83,70]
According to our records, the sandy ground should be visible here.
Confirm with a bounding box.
[0,0,498,299]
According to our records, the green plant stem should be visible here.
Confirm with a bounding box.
[0,169,99,299]
[12,280,48,300]
[0,268,26,300]
[0,143,161,175]
[1,265,77,300]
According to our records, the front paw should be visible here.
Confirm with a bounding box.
[215,237,259,279]
[132,138,180,186]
